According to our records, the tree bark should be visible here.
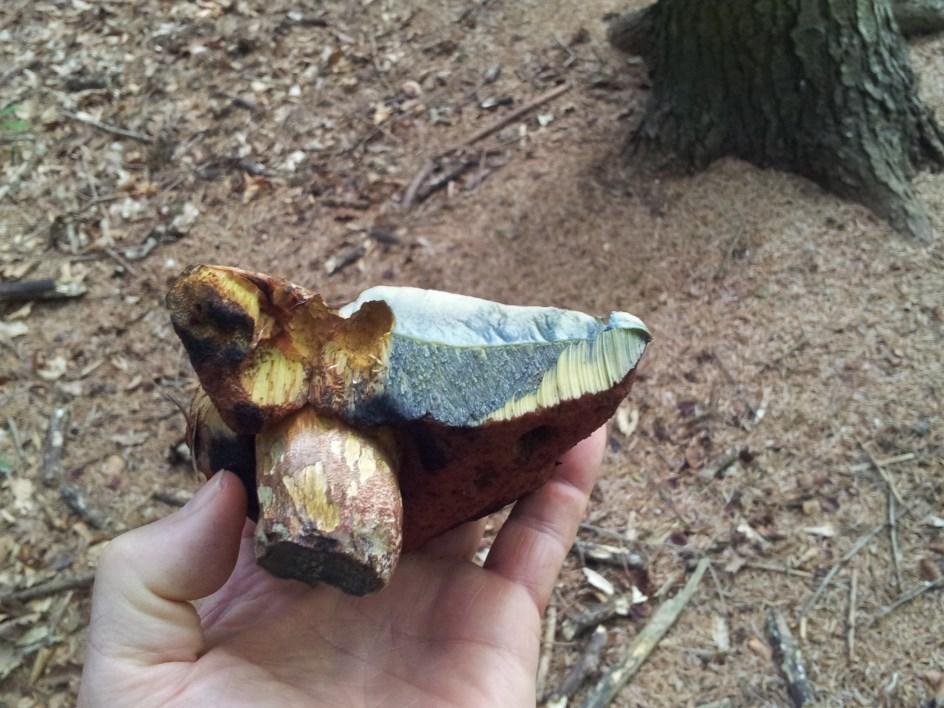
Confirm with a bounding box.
[609,0,944,240]
[895,0,944,36]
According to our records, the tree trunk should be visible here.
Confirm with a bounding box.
[895,0,944,36]
[609,0,944,240]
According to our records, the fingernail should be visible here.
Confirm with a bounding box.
[183,471,225,514]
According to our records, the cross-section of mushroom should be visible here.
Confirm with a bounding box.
[168,265,650,595]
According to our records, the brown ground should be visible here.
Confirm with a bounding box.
[2,0,943,706]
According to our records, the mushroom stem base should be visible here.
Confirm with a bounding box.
[254,407,403,595]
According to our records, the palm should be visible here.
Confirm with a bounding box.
[79,429,605,708]
[185,536,539,706]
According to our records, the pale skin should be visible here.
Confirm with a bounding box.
[79,427,606,707]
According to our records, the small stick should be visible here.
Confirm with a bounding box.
[888,494,904,592]
[62,110,154,144]
[580,558,709,707]
[561,593,632,641]
[872,577,944,624]
[697,447,742,483]
[0,572,96,604]
[766,609,815,707]
[40,408,69,487]
[536,603,558,700]
[799,521,885,618]
[0,279,86,304]
[401,159,434,209]
[415,158,480,202]
[579,523,631,544]
[152,489,191,507]
[571,540,645,571]
[548,626,608,704]
[60,483,106,529]
[859,440,904,506]
[846,567,858,661]
[460,82,571,147]
[5,416,25,466]
[744,562,814,579]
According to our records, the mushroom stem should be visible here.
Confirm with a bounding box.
[188,390,258,519]
[254,407,403,595]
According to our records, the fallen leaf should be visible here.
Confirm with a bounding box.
[0,321,29,340]
[11,477,35,513]
[171,202,200,232]
[712,613,730,653]
[582,567,614,596]
[803,524,837,538]
[36,356,67,381]
[614,402,639,438]
[630,585,648,604]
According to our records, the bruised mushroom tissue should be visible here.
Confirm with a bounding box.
[168,265,650,595]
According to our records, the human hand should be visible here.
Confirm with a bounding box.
[78,427,607,707]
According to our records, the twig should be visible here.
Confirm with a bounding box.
[799,521,885,618]
[579,523,631,544]
[744,562,814,579]
[846,567,858,661]
[765,609,815,707]
[536,603,558,701]
[401,159,434,209]
[698,447,742,483]
[0,279,86,303]
[580,558,709,707]
[858,440,904,506]
[872,577,944,624]
[401,83,571,210]
[40,408,69,487]
[152,489,191,507]
[461,82,571,147]
[888,494,904,592]
[571,540,645,571]
[416,158,481,202]
[103,247,140,277]
[561,593,632,641]
[0,572,96,604]
[60,483,106,529]
[5,416,25,466]
[548,626,608,705]
[62,110,154,144]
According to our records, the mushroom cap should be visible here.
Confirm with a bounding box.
[167,265,650,548]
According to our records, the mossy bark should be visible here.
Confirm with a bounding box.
[609,0,944,240]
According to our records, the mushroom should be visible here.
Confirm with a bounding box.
[167,265,650,595]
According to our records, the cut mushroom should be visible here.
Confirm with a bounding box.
[169,265,650,595]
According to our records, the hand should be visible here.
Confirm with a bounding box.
[79,427,606,707]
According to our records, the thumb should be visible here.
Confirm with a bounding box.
[86,470,247,664]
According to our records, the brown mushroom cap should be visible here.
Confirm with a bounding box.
[168,265,650,551]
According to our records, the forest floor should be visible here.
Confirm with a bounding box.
[2,0,943,706]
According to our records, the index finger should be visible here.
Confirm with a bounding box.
[483,426,607,612]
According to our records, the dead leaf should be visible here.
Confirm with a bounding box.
[803,524,836,538]
[582,567,614,596]
[36,356,67,381]
[0,321,29,340]
[712,613,730,653]
[614,402,639,438]
[11,478,35,513]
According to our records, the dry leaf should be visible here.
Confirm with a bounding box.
[37,356,67,381]
[0,321,29,340]
[712,613,730,653]
[803,524,836,538]
[582,567,614,596]
[630,585,648,604]
[11,478,35,513]
[614,402,639,438]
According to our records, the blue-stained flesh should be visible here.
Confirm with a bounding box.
[339,287,650,428]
